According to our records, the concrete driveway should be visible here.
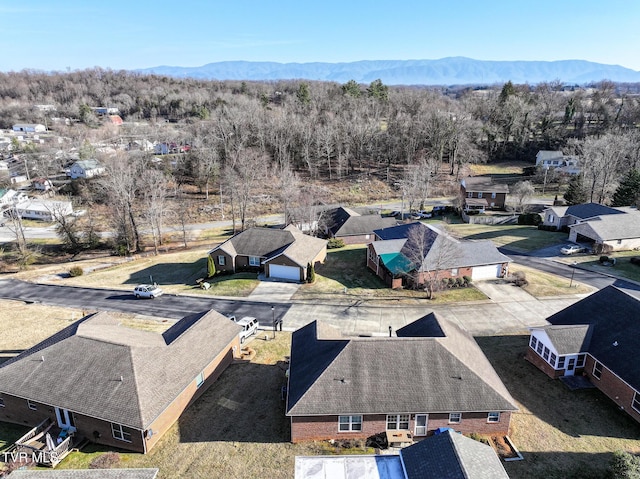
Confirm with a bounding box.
[248,280,301,302]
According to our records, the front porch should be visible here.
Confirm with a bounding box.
[12,418,75,467]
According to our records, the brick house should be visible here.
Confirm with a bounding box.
[366,222,511,289]
[208,225,327,282]
[286,314,518,443]
[323,206,396,244]
[526,286,640,424]
[460,177,509,211]
[0,310,242,453]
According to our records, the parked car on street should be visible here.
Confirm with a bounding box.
[560,244,586,255]
[133,284,164,299]
[230,316,259,343]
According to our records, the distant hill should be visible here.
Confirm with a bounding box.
[137,57,640,86]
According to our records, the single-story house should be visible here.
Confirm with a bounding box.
[541,202,625,230]
[295,428,509,479]
[460,177,509,211]
[535,150,581,175]
[324,206,396,244]
[68,159,105,179]
[12,124,46,133]
[286,314,518,443]
[6,200,73,221]
[0,310,242,453]
[32,177,54,191]
[208,225,327,282]
[367,222,511,289]
[526,286,640,425]
[568,212,640,252]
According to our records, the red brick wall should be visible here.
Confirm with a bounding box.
[416,267,472,284]
[211,251,234,274]
[290,412,511,442]
[524,347,565,379]
[583,356,640,424]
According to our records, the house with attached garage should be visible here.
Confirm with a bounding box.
[0,310,242,455]
[208,225,327,282]
[286,313,518,443]
[460,176,509,212]
[541,202,625,230]
[367,222,511,289]
[526,286,640,425]
[323,206,396,244]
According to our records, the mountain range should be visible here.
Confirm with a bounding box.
[137,57,640,86]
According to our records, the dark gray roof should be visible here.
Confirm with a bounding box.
[0,311,241,429]
[375,222,421,240]
[286,317,517,416]
[400,430,510,479]
[396,312,446,338]
[564,202,624,220]
[544,286,640,390]
[543,325,592,355]
[8,470,159,479]
[327,206,396,237]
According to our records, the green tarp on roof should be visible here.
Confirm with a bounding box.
[379,252,412,275]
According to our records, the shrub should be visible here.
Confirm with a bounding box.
[448,278,457,287]
[463,275,472,285]
[89,452,120,469]
[69,266,83,277]
[512,271,528,287]
[608,450,640,478]
[441,278,450,288]
[630,257,640,266]
[307,262,316,283]
[599,256,609,264]
[327,238,345,249]
[518,213,542,225]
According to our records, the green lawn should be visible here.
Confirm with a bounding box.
[509,264,593,297]
[449,224,567,252]
[559,251,640,284]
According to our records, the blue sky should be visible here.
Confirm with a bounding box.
[2,0,639,72]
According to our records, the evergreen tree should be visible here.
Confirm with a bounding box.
[207,255,216,278]
[307,262,316,283]
[612,169,640,207]
[296,82,311,106]
[342,79,361,98]
[367,79,388,101]
[564,175,588,205]
[499,80,516,103]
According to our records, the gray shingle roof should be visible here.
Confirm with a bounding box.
[0,311,241,429]
[270,226,327,267]
[400,429,510,479]
[327,207,397,237]
[286,317,517,416]
[8,470,159,479]
[544,286,640,390]
[570,213,640,241]
[542,325,592,355]
[564,202,624,220]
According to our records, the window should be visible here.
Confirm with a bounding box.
[478,192,483,198]
[338,415,362,432]
[27,400,37,410]
[467,192,472,198]
[365,234,370,240]
[451,268,458,276]
[548,214,555,223]
[218,255,226,266]
[536,341,544,355]
[386,414,410,430]
[593,361,603,380]
[249,256,260,267]
[543,347,550,361]
[617,239,622,245]
[491,192,497,199]
[448,413,462,424]
[550,353,557,366]
[196,372,205,388]
[111,423,132,442]
[487,412,500,423]
[633,392,640,413]
[415,414,428,436]
[577,354,586,368]
[530,336,538,350]
[558,356,566,369]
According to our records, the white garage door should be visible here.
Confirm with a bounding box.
[269,264,300,281]
[471,264,501,280]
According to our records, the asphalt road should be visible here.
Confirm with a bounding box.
[0,279,290,327]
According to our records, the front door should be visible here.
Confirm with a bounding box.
[565,358,576,376]
[414,414,428,436]
[55,407,75,431]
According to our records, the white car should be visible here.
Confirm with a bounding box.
[133,284,164,299]
[231,316,259,343]
[560,244,585,255]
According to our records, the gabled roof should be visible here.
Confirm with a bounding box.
[400,429,510,479]
[563,202,624,220]
[570,213,640,241]
[0,311,241,430]
[286,316,517,416]
[72,159,103,171]
[539,325,592,355]
[327,206,396,237]
[543,286,640,390]
[267,225,327,266]
[460,177,509,194]
[374,222,422,240]
[536,150,564,161]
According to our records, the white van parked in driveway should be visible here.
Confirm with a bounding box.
[229,316,259,343]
